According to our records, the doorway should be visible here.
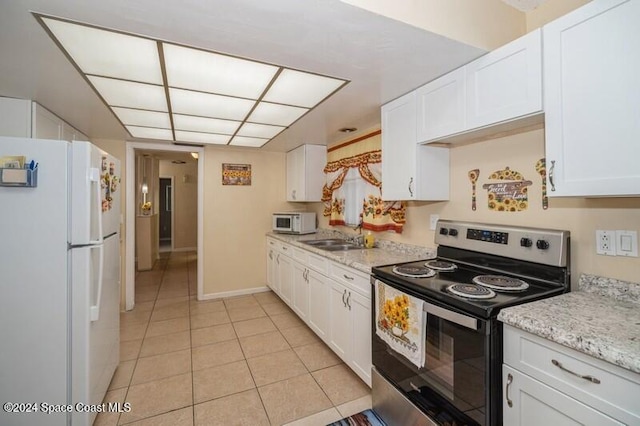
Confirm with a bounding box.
[159,177,173,252]
[125,142,204,311]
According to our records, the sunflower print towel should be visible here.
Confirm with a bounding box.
[375,280,426,368]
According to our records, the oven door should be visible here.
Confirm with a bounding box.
[372,282,491,426]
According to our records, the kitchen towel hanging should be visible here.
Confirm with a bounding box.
[375,280,426,368]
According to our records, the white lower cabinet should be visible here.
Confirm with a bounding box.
[307,269,330,341]
[278,253,294,307]
[292,262,309,322]
[503,366,622,426]
[266,237,372,386]
[329,280,352,361]
[503,325,640,425]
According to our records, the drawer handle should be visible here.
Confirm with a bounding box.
[506,373,513,408]
[343,274,354,281]
[551,359,601,384]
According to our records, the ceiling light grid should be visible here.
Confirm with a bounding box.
[36,14,349,148]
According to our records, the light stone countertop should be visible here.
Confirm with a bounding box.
[498,274,640,374]
[266,230,436,274]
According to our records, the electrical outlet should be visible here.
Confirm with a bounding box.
[596,230,616,256]
[430,214,440,231]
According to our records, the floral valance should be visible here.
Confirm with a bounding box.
[321,131,406,233]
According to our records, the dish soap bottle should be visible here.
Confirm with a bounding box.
[364,231,375,249]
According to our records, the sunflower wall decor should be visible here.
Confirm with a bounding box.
[482,166,532,212]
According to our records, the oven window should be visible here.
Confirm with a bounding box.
[373,312,487,425]
[275,217,291,229]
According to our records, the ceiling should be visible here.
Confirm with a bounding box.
[0,0,485,152]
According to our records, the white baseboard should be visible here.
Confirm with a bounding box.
[199,285,271,300]
[172,246,197,253]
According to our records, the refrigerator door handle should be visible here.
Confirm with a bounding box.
[90,244,104,322]
[89,167,103,244]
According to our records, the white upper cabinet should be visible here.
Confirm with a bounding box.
[416,67,466,142]
[286,144,327,202]
[0,96,88,142]
[416,29,543,145]
[382,91,450,201]
[466,29,542,130]
[543,0,640,197]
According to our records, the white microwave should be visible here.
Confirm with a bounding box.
[272,212,316,234]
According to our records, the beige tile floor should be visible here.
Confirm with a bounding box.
[97,251,372,426]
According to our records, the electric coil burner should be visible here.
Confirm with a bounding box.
[424,260,457,272]
[473,275,529,291]
[447,283,496,299]
[371,220,570,426]
[392,266,436,278]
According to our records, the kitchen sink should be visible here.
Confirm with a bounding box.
[301,239,362,251]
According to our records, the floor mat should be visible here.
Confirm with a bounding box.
[327,409,386,426]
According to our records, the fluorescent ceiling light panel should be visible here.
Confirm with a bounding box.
[38,14,349,147]
[112,107,171,128]
[262,69,345,108]
[236,123,285,139]
[173,114,240,135]
[88,76,167,111]
[230,136,269,147]
[170,88,255,121]
[175,130,231,145]
[126,126,174,140]
[42,18,163,84]
[163,44,278,99]
[248,102,308,126]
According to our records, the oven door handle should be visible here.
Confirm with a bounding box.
[423,301,478,330]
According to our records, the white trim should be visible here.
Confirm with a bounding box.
[125,141,204,311]
[199,286,271,300]
[171,246,197,253]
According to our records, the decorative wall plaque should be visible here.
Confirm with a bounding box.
[222,163,251,186]
[535,158,548,210]
[482,167,531,212]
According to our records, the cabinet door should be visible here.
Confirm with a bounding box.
[328,280,351,362]
[466,29,542,130]
[278,253,294,307]
[0,97,32,137]
[292,262,309,323]
[32,103,63,140]
[381,91,417,200]
[347,290,372,386]
[544,0,640,197]
[308,270,330,342]
[416,67,466,143]
[286,146,303,201]
[503,366,623,426]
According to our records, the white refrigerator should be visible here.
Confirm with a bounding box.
[0,136,121,425]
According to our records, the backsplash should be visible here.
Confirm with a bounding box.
[579,274,640,305]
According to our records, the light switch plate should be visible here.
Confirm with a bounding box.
[615,230,638,257]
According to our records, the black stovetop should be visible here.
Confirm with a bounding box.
[372,252,569,319]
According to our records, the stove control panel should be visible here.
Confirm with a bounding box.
[467,228,509,245]
[435,220,570,267]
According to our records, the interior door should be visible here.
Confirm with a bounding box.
[159,178,172,241]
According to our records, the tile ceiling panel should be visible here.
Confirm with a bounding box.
[169,88,255,121]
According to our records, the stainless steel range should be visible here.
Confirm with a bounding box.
[371,220,570,426]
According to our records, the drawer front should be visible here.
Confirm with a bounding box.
[504,325,640,424]
[329,262,370,297]
[292,247,308,263]
[307,252,328,275]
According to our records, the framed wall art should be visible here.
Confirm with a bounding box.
[222,163,251,186]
